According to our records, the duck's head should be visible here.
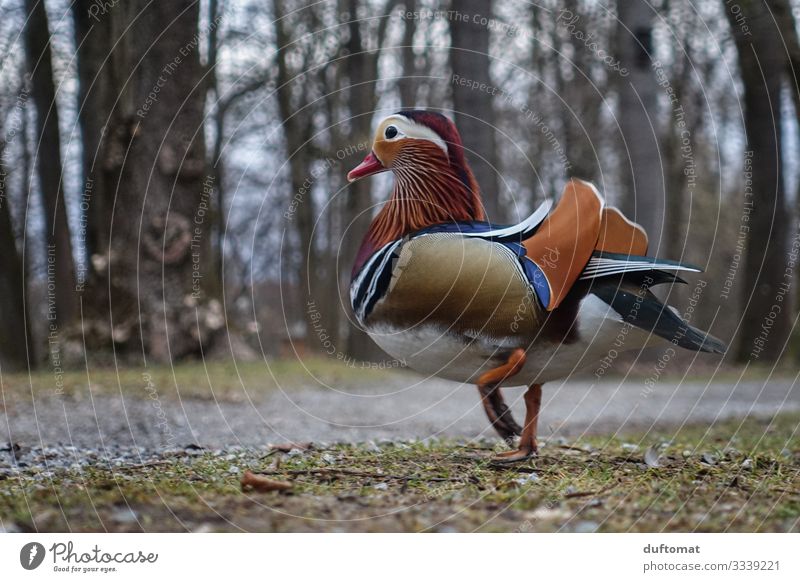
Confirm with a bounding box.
[347,111,478,197]
[348,111,484,260]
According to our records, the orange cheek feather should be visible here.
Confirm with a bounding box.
[374,140,402,167]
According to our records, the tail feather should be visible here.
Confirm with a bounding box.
[592,283,727,354]
[613,269,688,287]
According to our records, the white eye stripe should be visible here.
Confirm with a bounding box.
[379,115,448,155]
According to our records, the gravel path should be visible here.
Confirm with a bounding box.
[2,373,798,450]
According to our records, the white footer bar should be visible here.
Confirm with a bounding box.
[1,533,797,581]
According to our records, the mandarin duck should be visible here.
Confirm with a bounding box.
[347,110,726,462]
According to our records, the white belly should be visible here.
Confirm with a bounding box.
[367,295,658,386]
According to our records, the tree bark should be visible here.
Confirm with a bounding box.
[771,0,800,113]
[558,0,602,181]
[340,0,388,361]
[724,0,791,363]
[449,0,502,222]
[398,0,418,107]
[616,0,666,252]
[207,0,225,290]
[771,0,800,357]
[271,0,321,354]
[72,0,114,264]
[24,0,78,329]
[71,0,220,361]
[663,48,691,261]
[0,143,31,372]
[271,0,396,361]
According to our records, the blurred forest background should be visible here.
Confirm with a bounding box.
[1,0,800,374]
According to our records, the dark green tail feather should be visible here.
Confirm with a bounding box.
[592,282,727,354]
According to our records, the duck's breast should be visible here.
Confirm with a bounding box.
[360,234,542,383]
[365,234,541,340]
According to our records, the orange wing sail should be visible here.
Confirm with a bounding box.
[523,179,604,311]
[595,206,649,255]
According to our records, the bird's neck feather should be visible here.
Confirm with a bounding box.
[364,146,484,251]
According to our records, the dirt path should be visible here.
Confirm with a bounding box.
[2,372,797,449]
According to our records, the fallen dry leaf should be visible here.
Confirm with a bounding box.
[241,470,293,492]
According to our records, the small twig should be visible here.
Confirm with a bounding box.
[486,462,560,476]
[563,483,618,499]
[111,459,175,471]
[556,444,588,453]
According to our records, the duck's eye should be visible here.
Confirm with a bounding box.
[384,125,399,139]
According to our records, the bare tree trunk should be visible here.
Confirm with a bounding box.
[72,0,219,361]
[663,124,686,261]
[272,0,318,351]
[20,92,37,365]
[0,143,30,372]
[527,5,553,199]
[663,49,691,261]
[725,0,791,363]
[24,0,78,329]
[616,0,666,252]
[206,0,271,314]
[398,0,418,107]
[207,0,225,290]
[449,0,501,222]
[72,0,113,264]
[771,0,800,358]
[341,0,387,361]
[271,0,406,361]
[772,0,800,116]
[558,0,602,181]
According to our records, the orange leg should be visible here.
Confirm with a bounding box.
[493,383,542,463]
[476,349,526,442]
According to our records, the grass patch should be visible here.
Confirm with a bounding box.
[1,413,797,532]
[4,355,795,403]
[0,357,399,402]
